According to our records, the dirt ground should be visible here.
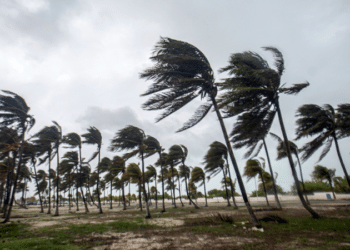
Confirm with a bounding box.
[5,199,350,249]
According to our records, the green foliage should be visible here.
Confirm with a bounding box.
[290,180,340,194]
[208,189,240,198]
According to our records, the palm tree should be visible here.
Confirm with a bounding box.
[270,132,309,203]
[229,112,282,209]
[312,165,336,199]
[191,167,208,207]
[109,125,151,218]
[244,159,269,206]
[112,156,127,210]
[36,169,48,209]
[0,90,35,223]
[62,132,89,212]
[218,47,319,219]
[295,104,350,188]
[203,141,238,208]
[146,165,157,206]
[179,163,192,206]
[60,151,78,211]
[155,152,168,212]
[124,163,142,210]
[140,38,256,222]
[82,126,103,213]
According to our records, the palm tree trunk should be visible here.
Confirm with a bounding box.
[333,133,350,187]
[275,99,319,218]
[54,145,60,216]
[122,180,127,210]
[155,176,158,209]
[96,149,103,214]
[177,177,184,207]
[68,171,71,211]
[295,153,310,204]
[262,139,282,209]
[204,179,208,207]
[33,162,44,213]
[138,184,142,211]
[259,172,270,207]
[47,151,52,214]
[141,153,151,218]
[183,169,199,209]
[329,178,336,200]
[211,95,261,227]
[222,168,231,207]
[76,176,79,211]
[2,123,27,223]
[78,146,89,213]
[170,165,177,208]
[110,180,113,209]
[160,164,166,213]
[225,162,238,208]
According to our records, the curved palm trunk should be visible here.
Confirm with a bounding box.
[2,153,13,215]
[222,167,231,207]
[203,179,208,207]
[295,153,310,204]
[54,146,60,216]
[275,100,319,218]
[170,165,177,208]
[225,163,238,208]
[138,183,142,211]
[262,139,282,209]
[333,133,350,187]
[33,162,44,213]
[96,149,103,214]
[211,96,261,227]
[177,177,184,207]
[2,123,27,223]
[141,154,151,218]
[155,176,158,209]
[160,164,166,213]
[183,170,199,209]
[259,172,270,206]
[78,146,89,213]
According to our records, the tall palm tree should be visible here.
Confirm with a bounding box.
[124,163,142,210]
[179,163,193,206]
[62,132,89,212]
[155,152,168,212]
[191,167,208,207]
[312,165,336,199]
[109,125,151,218]
[270,132,309,203]
[203,141,238,208]
[36,169,48,209]
[82,126,103,213]
[244,159,269,206]
[218,47,319,219]
[229,113,282,209]
[60,151,78,211]
[140,38,255,221]
[0,90,35,223]
[112,156,127,210]
[146,165,157,206]
[295,104,350,188]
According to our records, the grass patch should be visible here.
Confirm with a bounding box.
[1,237,78,250]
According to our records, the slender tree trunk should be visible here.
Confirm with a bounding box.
[211,96,261,227]
[96,149,103,213]
[295,153,310,204]
[54,145,60,216]
[33,162,44,213]
[222,168,231,207]
[275,99,319,218]
[170,165,177,208]
[2,123,27,223]
[329,178,336,200]
[182,168,199,208]
[225,162,238,208]
[333,133,350,187]
[138,184,142,211]
[122,180,127,210]
[155,175,158,209]
[110,180,113,209]
[177,176,184,207]
[128,181,131,206]
[259,172,270,206]
[204,179,208,207]
[263,139,282,209]
[78,146,89,213]
[47,151,52,214]
[76,174,79,211]
[141,153,151,218]
[160,164,166,213]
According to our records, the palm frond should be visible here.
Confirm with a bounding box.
[176,102,212,133]
[279,82,309,95]
[261,46,284,76]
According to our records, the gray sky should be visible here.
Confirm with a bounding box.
[1,0,349,198]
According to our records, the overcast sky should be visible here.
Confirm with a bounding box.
[1,0,349,198]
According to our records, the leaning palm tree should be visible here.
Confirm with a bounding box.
[82,126,103,213]
[270,132,309,203]
[140,38,256,223]
[62,132,89,212]
[0,90,35,223]
[312,165,336,199]
[295,104,350,188]
[218,47,319,219]
[109,125,151,218]
[191,167,208,207]
[203,141,238,208]
[244,159,269,206]
[179,163,192,206]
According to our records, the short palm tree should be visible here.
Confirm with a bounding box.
[270,132,309,203]
[62,132,89,212]
[167,145,184,208]
[155,152,168,212]
[295,104,350,188]
[140,37,258,225]
[109,125,151,218]
[146,165,157,206]
[82,126,103,213]
[244,159,269,206]
[0,90,35,223]
[312,165,336,199]
[60,151,78,211]
[112,156,127,210]
[124,163,143,210]
[191,167,208,207]
[218,47,319,219]
[179,163,192,206]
